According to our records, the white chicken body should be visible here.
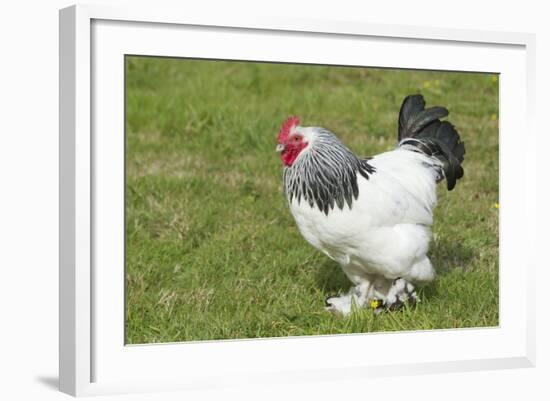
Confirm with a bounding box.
[277,95,465,314]
[288,149,439,286]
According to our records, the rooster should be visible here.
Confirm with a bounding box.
[276,94,465,315]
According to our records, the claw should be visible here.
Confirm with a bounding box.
[324,294,337,307]
[384,278,418,311]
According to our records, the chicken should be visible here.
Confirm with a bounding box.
[276,94,465,315]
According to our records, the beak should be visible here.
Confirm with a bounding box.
[276,143,285,153]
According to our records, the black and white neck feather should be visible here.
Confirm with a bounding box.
[283,128,375,215]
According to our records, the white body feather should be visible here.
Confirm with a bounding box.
[288,148,440,287]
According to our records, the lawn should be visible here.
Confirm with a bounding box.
[124,56,499,344]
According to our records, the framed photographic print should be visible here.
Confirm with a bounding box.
[59,4,536,397]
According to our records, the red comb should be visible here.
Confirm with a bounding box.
[277,116,300,142]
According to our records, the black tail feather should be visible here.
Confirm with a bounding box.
[397,94,465,191]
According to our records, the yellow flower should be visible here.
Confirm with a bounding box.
[490,113,497,121]
[435,79,440,86]
[422,81,431,88]
[370,299,380,309]
[494,203,499,209]
[491,75,498,83]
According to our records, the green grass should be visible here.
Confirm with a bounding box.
[125,56,499,344]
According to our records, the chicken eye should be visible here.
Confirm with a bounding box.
[293,136,301,143]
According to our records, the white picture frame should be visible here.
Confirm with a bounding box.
[59,3,536,397]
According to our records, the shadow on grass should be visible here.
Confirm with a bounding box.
[313,236,476,298]
[314,259,351,295]
[422,236,477,299]
[431,235,476,274]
